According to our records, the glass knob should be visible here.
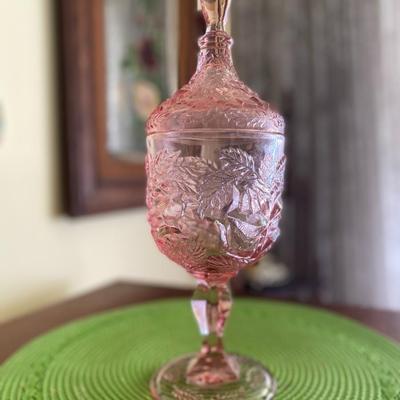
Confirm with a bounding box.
[200,0,232,31]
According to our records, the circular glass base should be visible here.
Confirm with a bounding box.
[150,354,277,400]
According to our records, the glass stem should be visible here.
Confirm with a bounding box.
[187,281,240,386]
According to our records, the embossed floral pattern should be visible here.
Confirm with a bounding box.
[147,145,285,283]
[146,31,285,136]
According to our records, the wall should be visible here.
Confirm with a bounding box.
[0,0,193,322]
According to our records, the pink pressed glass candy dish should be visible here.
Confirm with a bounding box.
[146,1,286,398]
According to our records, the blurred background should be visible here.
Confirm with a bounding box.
[0,0,399,323]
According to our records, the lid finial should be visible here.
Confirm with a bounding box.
[200,0,232,32]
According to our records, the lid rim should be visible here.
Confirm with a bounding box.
[146,128,286,136]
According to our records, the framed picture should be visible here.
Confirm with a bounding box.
[58,0,199,216]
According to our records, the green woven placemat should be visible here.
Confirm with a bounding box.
[1,299,399,400]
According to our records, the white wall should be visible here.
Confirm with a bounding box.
[0,0,193,322]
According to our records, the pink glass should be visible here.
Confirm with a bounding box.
[146,1,285,398]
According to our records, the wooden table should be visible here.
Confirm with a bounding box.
[0,282,399,364]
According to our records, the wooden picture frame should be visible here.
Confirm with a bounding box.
[58,0,198,216]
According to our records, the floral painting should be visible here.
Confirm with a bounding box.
[104,0,178,160]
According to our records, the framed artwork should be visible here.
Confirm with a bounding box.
[58,0,199,216]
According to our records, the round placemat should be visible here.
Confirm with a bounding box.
[0,299,399,400]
